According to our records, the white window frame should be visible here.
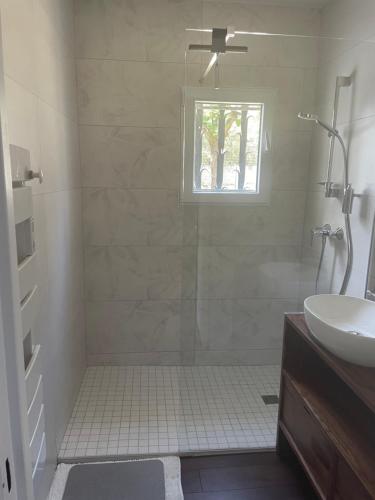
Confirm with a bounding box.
[182,86,275,205]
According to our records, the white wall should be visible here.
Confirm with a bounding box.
[76,0,320,365]
[0,0,85,498]
[300,0,375,300]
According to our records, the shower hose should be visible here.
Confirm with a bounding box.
[315,234,327,295]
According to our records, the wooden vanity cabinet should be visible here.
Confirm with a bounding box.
[277,314,375,500]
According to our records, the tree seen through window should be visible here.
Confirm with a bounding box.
[194,101,263,193]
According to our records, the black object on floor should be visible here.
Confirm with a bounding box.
[62,460,165,500]
[181,452,318,499]
[261,395,279,405]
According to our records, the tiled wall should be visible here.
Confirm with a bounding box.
[300,0,375,300]
[0,0,85,497]
[76,0,320,366]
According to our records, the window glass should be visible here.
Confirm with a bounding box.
[194,101,263,193]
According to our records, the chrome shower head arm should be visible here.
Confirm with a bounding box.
[297,112,340,138]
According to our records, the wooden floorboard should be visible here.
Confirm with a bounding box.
[181,470,202,494]
[180,452,317,500]
[181,452,279,472]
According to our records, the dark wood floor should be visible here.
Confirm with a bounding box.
[181,452,318,500]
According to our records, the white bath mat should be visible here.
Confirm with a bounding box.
[48,457,183,500]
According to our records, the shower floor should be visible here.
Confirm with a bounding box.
[59,365,280,460]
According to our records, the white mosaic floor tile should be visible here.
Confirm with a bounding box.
[59,365,280,460]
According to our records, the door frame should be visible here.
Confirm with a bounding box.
[0,12,34,500]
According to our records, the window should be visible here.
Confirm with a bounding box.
[182,87,275,204]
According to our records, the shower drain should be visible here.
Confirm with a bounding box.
[261,395,279,405]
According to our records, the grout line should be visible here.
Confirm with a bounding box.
[76,56,318,71]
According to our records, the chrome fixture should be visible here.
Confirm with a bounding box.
[188,27,248,86]
[299,103,354,296]
[12,169,44,188]
[298,113,359,218]
[310,224,344,294]
[299,75,352,198]
[27,169,44,184]
[324,76,352,198]
[298,113,339,137]
[310,224,344,245]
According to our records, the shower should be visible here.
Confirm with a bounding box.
[298,110,353,295]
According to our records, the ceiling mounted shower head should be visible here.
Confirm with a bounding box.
[188,26,247,86]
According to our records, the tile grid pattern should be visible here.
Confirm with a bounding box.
[59,365,280,459]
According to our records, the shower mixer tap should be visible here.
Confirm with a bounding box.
[310,224,344,295]
[310,224,344,246]
[317,181,341,198]
[342,183,361,215]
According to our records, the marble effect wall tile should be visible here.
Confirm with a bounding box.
[1,0,38,92]
[76,0,320,365]
[212,65,316,133]
[75,0,202,63]
[86,300,195,354]
[35,100,80,194]
[197,190,306,246]
[196,245,301,299]
[194,349,282,366]
[272,132,312,191]
[87,351,195,366]
[4,77,40,180]
[300,1,375,303]
[196,299,298,351]
[77,59,198,127]
[83,188,197,246]
[80,125,180,189]
[34,0,77,120]
[85,246,196,300]
[3,1,84,497]
[37,0,75,53]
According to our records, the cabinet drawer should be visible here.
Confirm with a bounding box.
[281,376,336,498]
[334,459,371,500]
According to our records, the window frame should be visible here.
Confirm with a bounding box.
[182,86,275,205]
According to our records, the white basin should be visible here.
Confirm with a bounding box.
[304,294,375,367]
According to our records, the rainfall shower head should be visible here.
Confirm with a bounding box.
[188,26,248,86]
[298,112,339,137]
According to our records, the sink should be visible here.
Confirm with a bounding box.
[304,294,375,367]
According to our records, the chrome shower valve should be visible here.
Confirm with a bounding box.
[310,224,344,246]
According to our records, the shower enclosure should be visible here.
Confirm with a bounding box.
[55,0,328,460]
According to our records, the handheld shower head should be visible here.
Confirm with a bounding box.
[298,112,318,121]
[298,112,339,138]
